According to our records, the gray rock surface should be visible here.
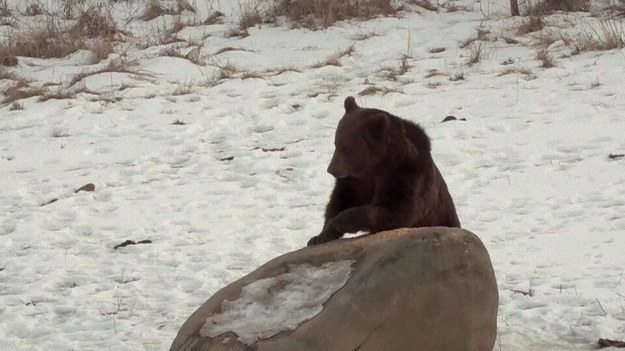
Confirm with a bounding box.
[171,227,499,351]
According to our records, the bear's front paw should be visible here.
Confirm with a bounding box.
[307,226,342,246]
[307,235,330,246]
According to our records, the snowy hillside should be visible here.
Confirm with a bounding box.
[1,0,625,350]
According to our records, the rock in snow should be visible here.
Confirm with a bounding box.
[170,227,498,351]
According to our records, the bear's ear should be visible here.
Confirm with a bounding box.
[366,113,389,141]
[344,96,358,113]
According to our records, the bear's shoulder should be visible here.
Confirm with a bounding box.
[376,110,431,155]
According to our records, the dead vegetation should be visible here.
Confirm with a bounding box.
[234,0,398,29]
[265,66,302,76]
[68,57,152,87]
[171,80,194,95]
[160,46,206,65]
[460,27,490,49]
[141,0,197,21]
[467,40,486,66]
[238,3,263,29]
[377,57,410,81]
[0,5,118,61]
[9,101,23,110]
[498,67,534,78]
[349,30,379,41]
[536,47,555,68]
[409,0,438,12]
[424,69,446,78]
[517,15,545,35]
[579,18,625,51]
[529,0,589,13]
[311,44,355,68]
[1,0,623,110]
[509,2,625,69]
[358,85,402,96]
[2,84,47,104]
[51,128,70,138]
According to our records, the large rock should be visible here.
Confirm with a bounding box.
[170,227,498,351]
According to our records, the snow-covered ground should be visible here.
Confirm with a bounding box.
[1,1,625,350]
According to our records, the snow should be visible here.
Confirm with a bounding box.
[199,260,354,344]
[1,1,625,350]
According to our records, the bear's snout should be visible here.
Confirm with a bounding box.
[327,153,349,178]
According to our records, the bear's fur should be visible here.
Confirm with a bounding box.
[307,96,460,246]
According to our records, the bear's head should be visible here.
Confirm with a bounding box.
[327,96,389,178]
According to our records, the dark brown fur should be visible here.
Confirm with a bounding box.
[307,96,460,246]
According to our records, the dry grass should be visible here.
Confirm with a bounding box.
[349,31,379,41]
[531,18,625,54]
[2,84,47,104]
[536,48,555,68]
[225,26,250,38]
[425,81,443,89]
[377,57,410,81]
[24,3,46,16]
[214,47,252,55]
[240,70,265,80]
[517,15,545,35]
[590,79,602,88]
[1,54,18,66]
[204,11,224,25]
[467,40,486,66]
[311,44,354,68]
[183,47,205,65]
[160,46,205,65]
[138,19,187,48]
[443,3,469,12]
[578,18,625,51]
[424,69,446,78]
[1,1,12,16]
[73,6,118,38]
[0,19,75,59]
[460,27,490,48]
[502,36,521,45]
[449,71,465,81]
[409,0,438,12]
[531,0,589,13]
[68,57,150,87]
[213,61,240,80]
[160,47,185,59]
[0,67,19,80]
[271,0,397,28]
[238,4,263,29]
[358,85,402,96]
[498,67,532,76]
[172,80,194,95]
[266,66,302,76]
[0,6,117,61]
[141,0,177,21]
[51,128,70,138]
[9,101,24,110]
[497,67,536,80]
[39,86,77,102]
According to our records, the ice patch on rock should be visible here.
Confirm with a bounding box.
[200,259,355,344]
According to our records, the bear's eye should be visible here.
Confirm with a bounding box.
[340,145,351,154]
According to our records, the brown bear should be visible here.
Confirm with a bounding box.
[307,96,460,246]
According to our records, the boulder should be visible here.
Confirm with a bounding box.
[170,227,498,351]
